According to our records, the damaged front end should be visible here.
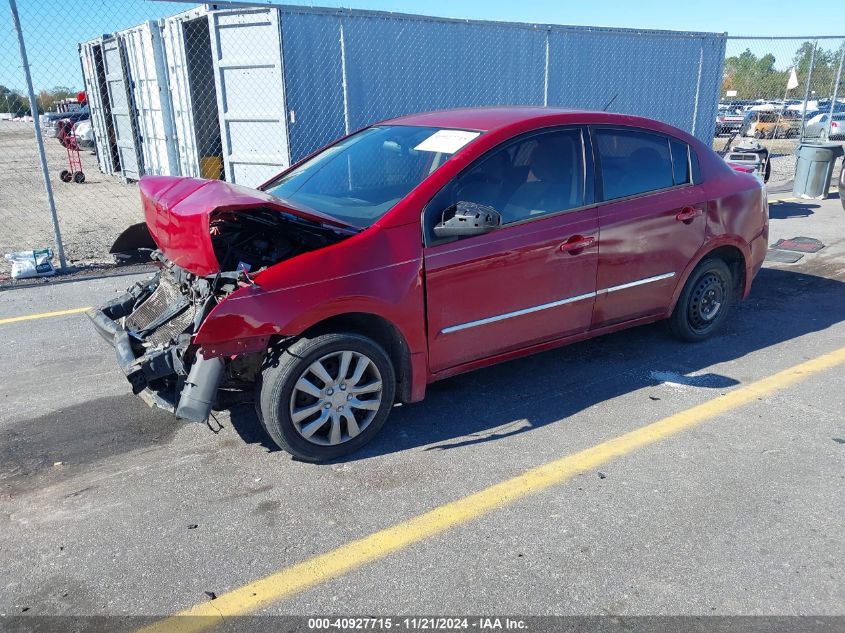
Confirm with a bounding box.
[88,176,353,422]
[87,253,240,421]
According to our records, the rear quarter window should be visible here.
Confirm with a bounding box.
[669,138,691,186]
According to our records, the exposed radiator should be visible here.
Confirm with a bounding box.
[126,274,194,347]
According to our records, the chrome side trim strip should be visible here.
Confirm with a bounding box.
[439,272,676,335]
[440,292,596,334]
[597,272,676,294]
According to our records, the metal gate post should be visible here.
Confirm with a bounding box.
[691,39,705,137]
[826,44,845,138]
[542,28,550,107]
[798,40,818,145]
[7,0,67,269]
[338,14,350,136]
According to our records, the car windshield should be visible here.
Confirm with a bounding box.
[263,125,481,229]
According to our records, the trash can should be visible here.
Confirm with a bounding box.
[793,142,845,199]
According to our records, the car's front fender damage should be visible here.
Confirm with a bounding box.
[88,175,356,422]
[87,252,260,422]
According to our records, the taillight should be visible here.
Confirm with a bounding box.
[832,121,839,128]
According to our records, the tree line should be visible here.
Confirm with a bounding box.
[723,41,845,100]
[0,86,80,116]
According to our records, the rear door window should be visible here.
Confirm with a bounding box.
[594,128,675,200]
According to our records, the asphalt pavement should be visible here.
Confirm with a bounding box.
[1,191,843,624]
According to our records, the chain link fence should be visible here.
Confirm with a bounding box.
[1,1,843,285]
[1,0,192,282]
[715,36,845,187]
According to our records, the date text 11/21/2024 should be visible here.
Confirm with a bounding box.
[307,617,529,630]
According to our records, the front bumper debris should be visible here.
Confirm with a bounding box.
[87,305,184,398]
[87,258,230,422]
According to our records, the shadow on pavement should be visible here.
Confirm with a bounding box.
[768,200,819,219]
[225,267,845,461]
[11,267,842,470]
[0,395,179,494]
[326,267,845,461]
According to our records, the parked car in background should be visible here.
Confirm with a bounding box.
[716,110,745,136]
[43,107,88,137]
[89,107,769,461]
[740,110,801,139]
[827,114,845,140]
[73,119,95,149]
[804,113,845,139]
[805,113,829,137]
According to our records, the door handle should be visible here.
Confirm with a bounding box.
[676,207,703,223]
[560,235,596,253]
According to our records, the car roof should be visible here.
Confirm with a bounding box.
[380,106,681,135]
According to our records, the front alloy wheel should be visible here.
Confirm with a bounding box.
[258,333,396,461]
[289,350,383,446]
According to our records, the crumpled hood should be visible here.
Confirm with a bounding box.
[138,176,351,276]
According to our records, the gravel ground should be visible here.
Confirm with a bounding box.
[0,120,141,279]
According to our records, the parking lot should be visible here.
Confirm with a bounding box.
[1,187,843,626]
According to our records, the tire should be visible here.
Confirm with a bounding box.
[669,258,733,343]
[73,171,85,183]
[60,169,71,182]
[257,333,396,462]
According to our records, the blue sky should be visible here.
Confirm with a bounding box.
[2,0,842,96]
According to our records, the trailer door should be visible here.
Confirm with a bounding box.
[79,41,115,175]
[208,7,290,187]
[120,22,179,177]
[162,10,203,177]
[102,36,141,181]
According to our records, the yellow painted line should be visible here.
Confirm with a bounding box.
[138,344,845,633]
[0,306,91,326]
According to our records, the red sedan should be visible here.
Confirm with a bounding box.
[89,107,769,461]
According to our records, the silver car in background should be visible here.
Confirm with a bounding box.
[804,112,845,139]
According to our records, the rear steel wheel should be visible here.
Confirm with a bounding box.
[669,258,733,342]
[687,272,726,333]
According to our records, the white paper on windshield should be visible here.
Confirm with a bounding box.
[414,129,480,154]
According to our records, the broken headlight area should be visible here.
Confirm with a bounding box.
[87,252,247,422]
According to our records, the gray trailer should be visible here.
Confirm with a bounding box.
[82,4,727,188]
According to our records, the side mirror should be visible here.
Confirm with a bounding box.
[433,201,502,239]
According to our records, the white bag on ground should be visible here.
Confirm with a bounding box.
[4,248,56,279]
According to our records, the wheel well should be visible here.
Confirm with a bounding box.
[293,313,413,403]
[703,245,746,300]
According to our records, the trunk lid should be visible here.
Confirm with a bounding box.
[139,176,353,276]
